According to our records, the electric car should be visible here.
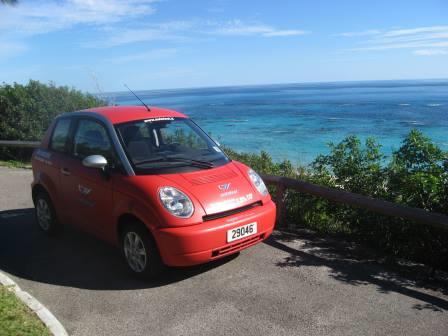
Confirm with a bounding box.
[31,106,276,278]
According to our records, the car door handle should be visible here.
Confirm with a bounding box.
[60,167,71,176]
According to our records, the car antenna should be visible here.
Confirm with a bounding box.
[124,84,151,112]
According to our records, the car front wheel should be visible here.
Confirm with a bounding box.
[121,224,164,279]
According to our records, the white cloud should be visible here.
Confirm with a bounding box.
[341,25,448,54]
[86,20,197,48]
[214,20,308,37]
[106,48,178,64]
[355,40,448,51]
[86,28,179,48]
[0,1,159,59]
[0,0,156,36]
[0,41,27,60]
[383,26,448,37]
[338,30,381,37]
[413,49,448,56]
[261,30,308,37]
[85,19,308,48]
[0,2,308,52]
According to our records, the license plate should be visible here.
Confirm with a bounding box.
[227,222,257,243]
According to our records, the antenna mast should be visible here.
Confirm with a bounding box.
[124,84,151,112]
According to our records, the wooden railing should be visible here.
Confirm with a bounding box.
[260,174,448,230]
[0,140,40,148]
[1,140,447,229]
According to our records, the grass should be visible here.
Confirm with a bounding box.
[0,285,51,336]
[0,160,31,169]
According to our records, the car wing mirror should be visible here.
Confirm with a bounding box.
[82,155,108,170]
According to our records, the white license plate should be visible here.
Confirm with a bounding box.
[227,222,257,243]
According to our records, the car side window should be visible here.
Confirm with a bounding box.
[73,119,115,162]
[50,118,71,153]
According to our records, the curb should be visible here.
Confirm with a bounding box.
[0,271,68,336]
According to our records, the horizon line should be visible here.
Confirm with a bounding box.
[100,77,448,96]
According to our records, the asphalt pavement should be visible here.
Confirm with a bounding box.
[0,166,447,336]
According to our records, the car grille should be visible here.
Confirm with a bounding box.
[211,234,265,258]
[187,171,237,185]
[202,201,262,222]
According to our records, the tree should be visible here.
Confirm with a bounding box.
[0,80,106,159]
[388,129,448,212]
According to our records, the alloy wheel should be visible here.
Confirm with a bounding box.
[36,198,51,231]
[123,231,148,273]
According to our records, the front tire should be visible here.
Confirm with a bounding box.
[34,191,59,235]
[121,223,164,279]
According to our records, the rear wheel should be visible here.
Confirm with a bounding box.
[34,191,59,235]
[121,223,164,279]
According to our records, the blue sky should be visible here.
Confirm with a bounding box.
[0,0,447,92]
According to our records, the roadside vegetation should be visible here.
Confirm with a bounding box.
[0,160,31,169]
[0,80,105,160]
[0,285,50,336]
[1,80,447,270]
[225,131,448,270]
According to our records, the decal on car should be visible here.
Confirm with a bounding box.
[219,183,238,197]
[209,193,253,212]
[144,117,175,123]
[218,183,231,191]
[220,189,238,197]
[78,184,92,196]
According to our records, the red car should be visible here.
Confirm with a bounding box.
[31,106,276,278]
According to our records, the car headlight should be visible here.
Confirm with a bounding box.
[248,169,268,196]
[159,186,194,218]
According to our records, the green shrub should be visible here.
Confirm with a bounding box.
[224,130,448,270]
[388,130,448,213]
[222,145,303,178]
[0,80,105,160]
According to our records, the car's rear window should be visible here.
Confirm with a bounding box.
[50,118,71,153]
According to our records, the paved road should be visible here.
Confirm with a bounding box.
[0,166,447,336]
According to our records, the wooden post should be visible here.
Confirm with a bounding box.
[275,179,286,228]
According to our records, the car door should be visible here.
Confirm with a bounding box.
[59,117,116,238]
[42,117,75,225]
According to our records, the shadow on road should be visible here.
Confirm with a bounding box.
[265,231,448,312]
[0,208,237,290]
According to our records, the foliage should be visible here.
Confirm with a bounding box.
[0,286,51,336]
[224,130,448,270]
[388,130,448,213]
[223,146,301,178]
[312,136,387,197]
[0,80,105,160]
[0,159,31,169]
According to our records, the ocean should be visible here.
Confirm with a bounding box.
[105,79,448,166]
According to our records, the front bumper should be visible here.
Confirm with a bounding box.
[154,200,276,266]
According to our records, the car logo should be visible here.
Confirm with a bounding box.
[218,183,231,191]
[78,184,92,196]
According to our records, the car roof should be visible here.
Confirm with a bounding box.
[81,106,188,124]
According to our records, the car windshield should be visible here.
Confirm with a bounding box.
[116,117,230,174]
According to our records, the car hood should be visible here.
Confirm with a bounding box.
[160,162,258,215]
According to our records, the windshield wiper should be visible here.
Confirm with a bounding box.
[134,156,214,169]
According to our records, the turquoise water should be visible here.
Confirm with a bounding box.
[105,80,448,165]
